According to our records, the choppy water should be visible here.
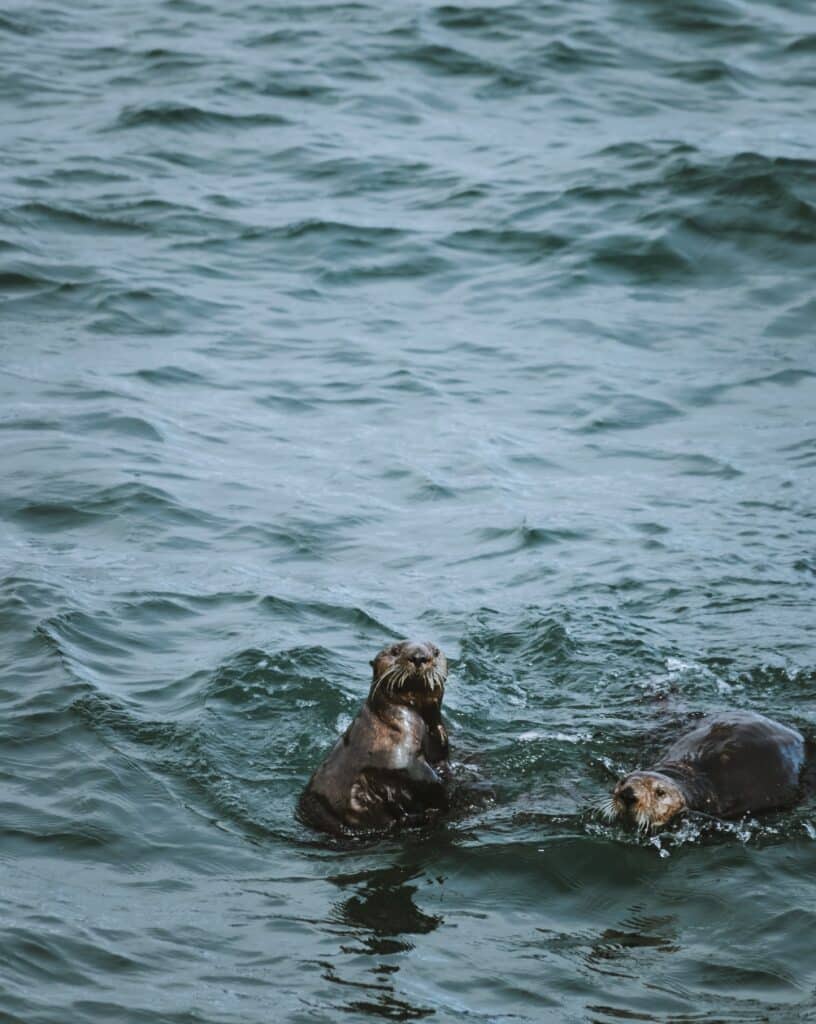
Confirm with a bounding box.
[3,1,816,1020]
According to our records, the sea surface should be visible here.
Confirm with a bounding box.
[2,1,816,1021]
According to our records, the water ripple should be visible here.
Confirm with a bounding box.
[3,0,816,1020]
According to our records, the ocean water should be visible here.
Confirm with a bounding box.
[2,1,816,1021]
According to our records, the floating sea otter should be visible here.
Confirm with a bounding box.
[299,640,450,836]
[603,710,809,832]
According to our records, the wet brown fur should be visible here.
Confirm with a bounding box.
[298,641,450,835]
[605,711,806,832]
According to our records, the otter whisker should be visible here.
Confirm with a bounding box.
[427,670,444,695]
[392,667,411,695]
[375,668,395,694]
[386,667,407,697]
[370,664,401,702]
[597,798,618,823]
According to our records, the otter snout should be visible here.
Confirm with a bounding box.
[368,640,447,706]
[609,770,687,831]
[405,642,434,668]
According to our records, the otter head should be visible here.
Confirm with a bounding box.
[607,771,687,831]
[368,640,447,712]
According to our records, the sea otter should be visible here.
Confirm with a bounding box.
[298,640,450,836]
[604,710,808,831]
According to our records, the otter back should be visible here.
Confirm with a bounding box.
[658,711,806,819]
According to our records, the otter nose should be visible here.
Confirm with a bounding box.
[404,643,431,667]
[619,785,637,807]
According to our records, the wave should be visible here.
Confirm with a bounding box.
[5,200,238,243]
[0,12,37,34]
[129,365,211,387]
[5,482,226,535]
[12,202,146,235]
[432,4,538,36]
[111,102,290,131]
[786,33,816,54]
[442,227,569,259]
[575,395,683,434]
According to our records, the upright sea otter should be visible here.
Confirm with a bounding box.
[299,640,450,836]
[604,710,808,831]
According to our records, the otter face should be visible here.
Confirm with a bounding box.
[368,640,447,708]
[606,771,687,831]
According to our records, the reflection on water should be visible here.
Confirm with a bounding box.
[321,864,442,1019]
[587,913,680,966]
[330,863,443,947]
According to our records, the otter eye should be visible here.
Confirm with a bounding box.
[431,646,440,656]
[655,787,666,798]
[389,645,400,655]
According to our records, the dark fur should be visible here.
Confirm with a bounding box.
[612,711,807,828]
[299,641,450,836]
[656,711,805,818]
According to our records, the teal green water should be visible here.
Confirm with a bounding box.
[2,2,816,1021]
